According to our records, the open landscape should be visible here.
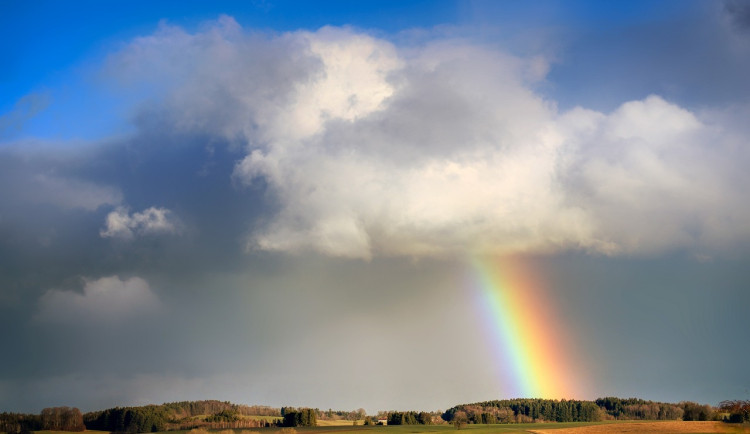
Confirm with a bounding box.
[3,399,749,434]
[2,1,749,433]
[6,421,750,434]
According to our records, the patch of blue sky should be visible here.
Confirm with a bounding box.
[1,0,459,143]
[0,0,711,143]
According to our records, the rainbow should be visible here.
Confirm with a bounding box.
[470,256,572,399]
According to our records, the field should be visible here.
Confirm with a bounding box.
[302,421,744,433]
[315,420,365,427]
[296,422,746,434]
[530,421,748,433]
[159,421,746,434]
[16,422,750,434]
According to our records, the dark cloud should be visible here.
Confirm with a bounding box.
[1,8,750,414]
[545,2,750,111]
[0,133,261,307]
[0,125,273,400]
[724,0,750,31]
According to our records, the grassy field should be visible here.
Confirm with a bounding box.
[315,420,365,427]
[263,421,742,434]
[19,421,748,434]
[300,422,611,433]
[531,421,747,433]
[165,421,739,433]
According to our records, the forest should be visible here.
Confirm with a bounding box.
[1,398,748,433]
[441,397,709,424]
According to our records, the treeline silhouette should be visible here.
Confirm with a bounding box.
[320,408,366,421]
[85,406,168,433]
[83,401,281,432]
[162,401,280,418]
[280,408,317,427]
[443,398,600,424]
[82,402,321,432]
[2,397,746,433]
[442,397,720,424]
[1,407,84,433]
[719,400,750,423]
[385,411,434,425]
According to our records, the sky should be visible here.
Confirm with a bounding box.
[1,0,750,414]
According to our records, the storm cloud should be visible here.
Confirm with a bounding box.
[1,2,749,414]
[92,17,750,259]
[35,275,160,324]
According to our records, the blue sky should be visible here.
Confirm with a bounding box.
[2,0,710,142]
[1,0,750,414]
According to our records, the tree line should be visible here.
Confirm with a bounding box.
[280,407,316,427]
[84,405,168,433]
[1,407,84,433]
[2,397,746,433]
[443,398,602,424]
[441,397,729,424]
[319,408,366,421]
[85,402,274,432]
[719,400,750,423]
[595,397,685,420]
[385,411,434,425]
[162,401,281,419]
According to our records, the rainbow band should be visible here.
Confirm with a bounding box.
[471,256,569,399]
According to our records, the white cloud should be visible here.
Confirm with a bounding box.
[35,276,159,324]
[100,206,180,239]
[556,96,749,255]
[106,19,750,258]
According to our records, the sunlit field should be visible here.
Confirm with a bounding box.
[118,421,744,434]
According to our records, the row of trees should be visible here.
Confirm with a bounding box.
[84,406,168,433]
[85,402,270,432]
[319,408,366,421]
[1,412,42,433]
[1,407,84,433]
[2,397,745,433]
[386,411,433,425]
[720,400,750,423]
[161,401,236,419]
[442,397,739,424]
[443,399,603,423]
[680,401,714,421]
[280,408,317,427]
[161,401,281,419]
[596,397,685,420]
[204,409,240,423]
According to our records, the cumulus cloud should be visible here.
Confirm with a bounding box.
[100,207,180,239]
[35,276,159,323]
[104,18,750,259]
[556,96,750,255]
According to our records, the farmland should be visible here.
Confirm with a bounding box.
[4,399,747,434]
[13,421,749,434]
